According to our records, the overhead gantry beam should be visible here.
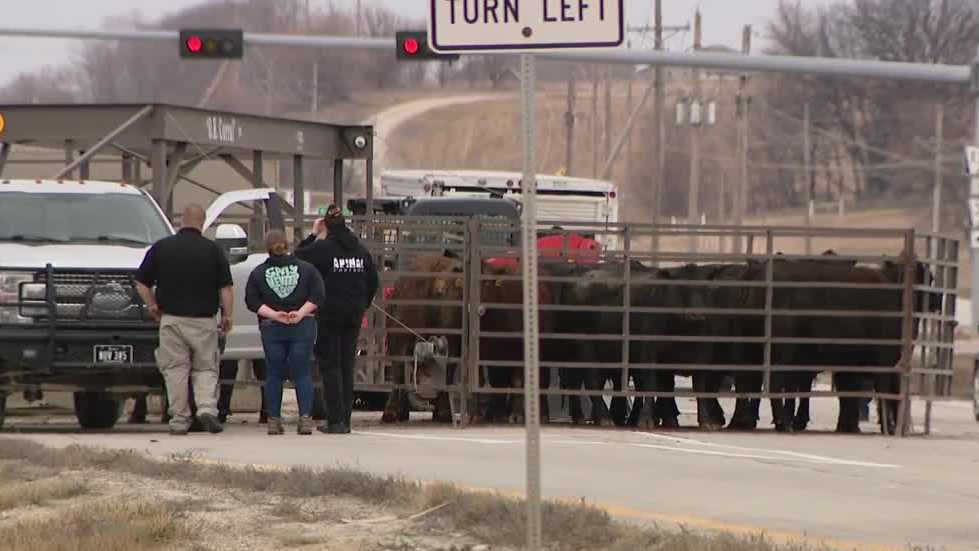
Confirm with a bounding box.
[0,27,972,85]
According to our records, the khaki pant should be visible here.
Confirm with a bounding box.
[155,314,220,430]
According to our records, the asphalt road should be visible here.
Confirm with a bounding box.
[3,396,978,551]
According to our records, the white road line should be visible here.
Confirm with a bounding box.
[631,432,901,468]
[629,442,898,468]
[354,431,899,468]
[352,431,516,445]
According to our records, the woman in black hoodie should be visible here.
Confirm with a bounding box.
[296,205,379,434]
[245,230,325,435]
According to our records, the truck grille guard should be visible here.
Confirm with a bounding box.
[1,264,160,381]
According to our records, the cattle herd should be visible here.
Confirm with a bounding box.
[379,248,943,436]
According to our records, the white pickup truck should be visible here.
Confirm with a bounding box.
[0,179,281,430]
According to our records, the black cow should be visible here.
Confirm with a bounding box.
[559,261,637,426]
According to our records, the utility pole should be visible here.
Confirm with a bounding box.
[356,0,362,37]
[565,69,576,175]
[651,0,666,254]
[307,0,318,113]
[625,66,634,192]
[932,103,944,233]
[734,25,751,254]
[687,9,702,253]
[604,66,613,159]
[803,102,813,255]
[592,68,599,178]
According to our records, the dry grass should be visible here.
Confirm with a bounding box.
[0,438,934,551]
[0,476,88,511]
[275,532,323,548]
[0,500,195,551]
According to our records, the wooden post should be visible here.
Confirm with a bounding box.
[592,69,599,178]
[650,0,665,256]
[931,103,944,233]
[803,103,813,255]
[734,25,752,253]
[686,9,702,253]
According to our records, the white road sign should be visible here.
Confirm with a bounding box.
[970,198,979,226]
[966,146,979,176]
[429,0,625,52]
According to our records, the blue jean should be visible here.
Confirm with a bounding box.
[260,317,317,418]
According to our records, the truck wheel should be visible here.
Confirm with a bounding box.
[973,367,979,423]
[0,393,7,431]
[73,392,122,430]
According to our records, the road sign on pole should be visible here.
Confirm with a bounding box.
[518,52,542,551]
[428,0,625,52]
[427,4,625,550]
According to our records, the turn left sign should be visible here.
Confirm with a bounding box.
[429,0,625,53]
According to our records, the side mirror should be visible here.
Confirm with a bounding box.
[215,224,249,264]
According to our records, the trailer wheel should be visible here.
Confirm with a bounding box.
[973,366,979,423]
[73,392,122,430]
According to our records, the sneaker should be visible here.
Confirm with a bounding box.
[297,416,314,435]
[198,413,224,434]
[267,417,284,436]
[169,425,189,436]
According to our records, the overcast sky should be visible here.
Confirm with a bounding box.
[0,0,835,86]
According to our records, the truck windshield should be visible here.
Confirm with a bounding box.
[0,192,171,246]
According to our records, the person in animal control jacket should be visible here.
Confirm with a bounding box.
[296,205,379,434]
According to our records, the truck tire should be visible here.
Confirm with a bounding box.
[973,366,979,423]
[0,393,7,431]
[73,392,122,430]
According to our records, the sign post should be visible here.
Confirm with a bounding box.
[428,3,624,550]
[969,44,979,332]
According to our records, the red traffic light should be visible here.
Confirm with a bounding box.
[186,35,203,53]
[402,37,420,55]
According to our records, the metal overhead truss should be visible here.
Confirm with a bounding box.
[0,103,374,241]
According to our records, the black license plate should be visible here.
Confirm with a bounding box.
[93,345,133,365]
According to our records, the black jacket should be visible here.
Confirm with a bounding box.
[244,254,325,322]
[295,225,379,329]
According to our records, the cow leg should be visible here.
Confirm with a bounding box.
[539,365,551,424]
[693,373,724,431]
[769,372,793,433]
[509,368,525,425]
[631,369,658,431]
[559,367,585,424]
[729,371,761,430]
[609,371,629,427]
[482,365,510,424]
[833,371,862,434]
[584,369,614,427]
[792,372,816,432]
[653,370,681,428]
[875,372,899,436]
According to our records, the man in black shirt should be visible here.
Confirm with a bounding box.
[135,204,234,435]
[296,205,379,434]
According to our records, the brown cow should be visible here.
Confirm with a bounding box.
[475,262,555,424]
[381,253,465,424]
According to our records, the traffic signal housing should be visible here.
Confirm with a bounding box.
[396,31,459,61]
[179,29,244,59]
